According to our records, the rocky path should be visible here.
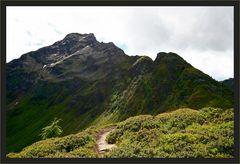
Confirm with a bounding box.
[96,127,117,154]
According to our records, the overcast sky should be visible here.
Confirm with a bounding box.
[7,6,233,81]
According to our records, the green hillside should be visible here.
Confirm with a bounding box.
[7,107,234,158]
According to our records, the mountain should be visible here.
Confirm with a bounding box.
[221,78,234,92]
[6,33,233,153]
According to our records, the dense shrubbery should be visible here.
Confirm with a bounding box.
[7,129,97,158]
[105,108,234,158]
[7,107,234,158]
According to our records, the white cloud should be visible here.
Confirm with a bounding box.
[6,6,233,81]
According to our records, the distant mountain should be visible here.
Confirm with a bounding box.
[6,33,233,153]
[221,78,234,92]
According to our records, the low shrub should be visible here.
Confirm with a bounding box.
[7,130,97,158]
[8,108,234,158]
[106,108,234,158]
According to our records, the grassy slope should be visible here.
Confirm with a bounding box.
[7,107,234,158]
[6,81,108,153]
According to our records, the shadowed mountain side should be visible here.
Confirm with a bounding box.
[221,78,234,92]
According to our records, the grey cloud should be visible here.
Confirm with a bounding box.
[169,8,233,52]
[125,9,172,52]
[187,8,233,52]
[124,7,233,54]
[26,31,32,36]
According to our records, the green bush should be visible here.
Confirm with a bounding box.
[40,118,63,140]
[7,129,97,158]
[106,108,234,158]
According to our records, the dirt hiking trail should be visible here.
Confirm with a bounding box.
[96,127,117,154]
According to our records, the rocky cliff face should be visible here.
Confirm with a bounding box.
[6,33,233,153]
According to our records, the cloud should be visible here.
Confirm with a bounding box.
[6,6,233,81]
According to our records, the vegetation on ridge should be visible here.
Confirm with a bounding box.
[7,107,234,158]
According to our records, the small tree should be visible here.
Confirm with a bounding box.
[40,118,63,139]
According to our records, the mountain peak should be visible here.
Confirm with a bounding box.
[63,33,97,43]
[154,52,190,65]
[221,78,234,92]
[155,52,184,61]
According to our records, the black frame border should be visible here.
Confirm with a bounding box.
[1,1,239,163]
